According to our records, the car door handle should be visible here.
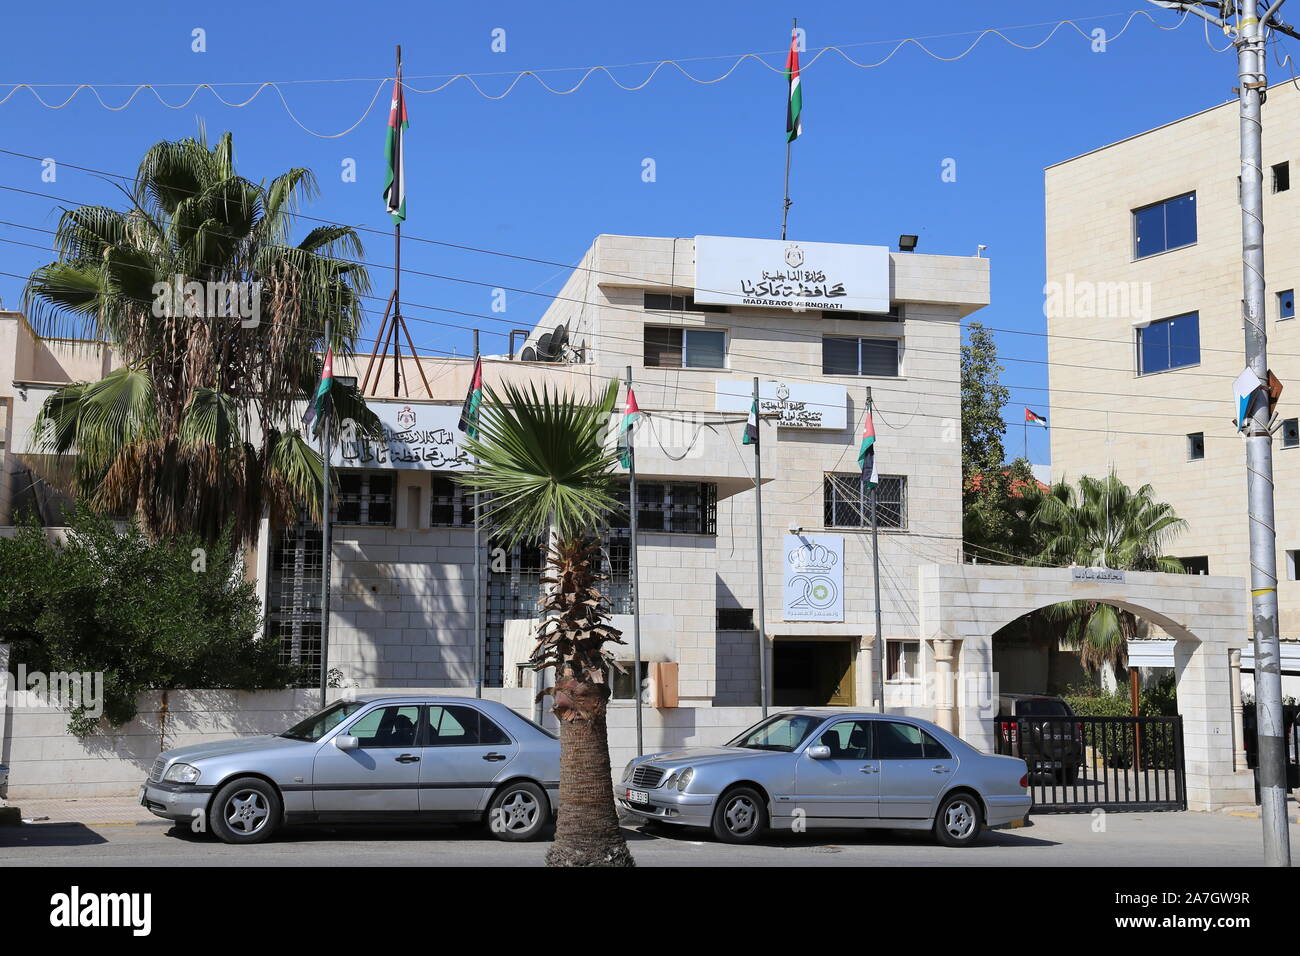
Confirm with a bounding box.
[858,766,878,774]
[930,765,949,773]
[482,752,508,762]
[395,753,420,763]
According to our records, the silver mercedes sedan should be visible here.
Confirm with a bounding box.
[140,695,559,844]
[619,710,1030,847]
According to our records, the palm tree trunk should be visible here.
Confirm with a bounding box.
[546,703,635,867]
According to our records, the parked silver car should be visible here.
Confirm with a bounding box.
[140,695,560,844]
[619,710,1030,847]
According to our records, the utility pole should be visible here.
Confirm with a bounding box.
[625,366,644,756]
[752,377,770,716]
[319,317,333,708]
[1151,0,1293,867]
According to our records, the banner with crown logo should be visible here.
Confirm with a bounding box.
[783,533,845,622]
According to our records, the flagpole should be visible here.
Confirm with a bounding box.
[780,17,796,241]
[866,395,884,710]
[393,44,403,397]
[319,317,333,707]
[626,366,644,756]
[473,331,483,698]
[753,376,770,717]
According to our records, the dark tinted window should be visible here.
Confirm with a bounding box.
[922,730,952,760]
[822,336,899,376]
[1134,192,1196,258]
[1181,555,1210,575]
[346,705,420,748]
[1138,313,1200,374]
[816,720,875,760]
[1015,699,1070,717]
[424,705,510,746]
[1283,418,1300,448]
[876,721,927,759]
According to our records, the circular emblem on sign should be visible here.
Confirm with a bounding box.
[776,383,790,403]
[803,575,838,609]
[396,406,417,429]
[784,243,804,269]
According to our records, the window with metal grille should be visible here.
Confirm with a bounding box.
[821,335,900,376]
[334,471,395,525]
[430,475,482,526]
[267,520,323,686]
[610,481,717,534]
[823,473,907,530]
[643,291,728,314]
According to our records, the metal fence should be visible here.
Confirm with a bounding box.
[992,715,1186,812]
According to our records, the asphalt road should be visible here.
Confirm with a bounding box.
[1,810,1293,866]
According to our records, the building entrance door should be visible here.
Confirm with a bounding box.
[773,637,855,706]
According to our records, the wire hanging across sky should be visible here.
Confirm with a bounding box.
[0,9,1199,137]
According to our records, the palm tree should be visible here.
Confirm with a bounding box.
[1030,473,1187,676]
[458,378,634,867]
[23,129,376,545]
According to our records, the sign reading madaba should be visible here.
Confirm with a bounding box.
[331,401,470,470]
[693,235,890,313]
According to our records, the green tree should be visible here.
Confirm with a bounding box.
[960,321,1009,476]
[1032,473,1188,675]
[457,379,634,868]
[0,506,293,734]
[24,129,377,546]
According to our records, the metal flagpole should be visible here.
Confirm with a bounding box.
[318,317,333,707]
[392,45,403,398]
[780,17,796,241]
[473,331,483,699]
[753,377,770,716]
[866,396,884,710]
[626,366,644,756]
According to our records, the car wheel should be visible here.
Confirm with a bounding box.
[711,786,768,844]
[486,781,549,842]
[209,777,281,845]
[933,791,984,848]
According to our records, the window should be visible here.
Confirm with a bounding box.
[282,701,366,742]
[1288,550,1300,581]
[816,720,874,760]
[1138,313,1200,374]
[1280,290,1295,320]
[423,705,510,746]
[1283,418,1300,448]
[1133,192,1196,258]
[1187,432,1205,460]
[430,475,479,526]
[885,640,920,682]
[335,471,395,525]
[824,306,902,322]
[727,712,826,752]
[822,335,900,377]
[611,480,717,534]
[717,607,755,630]
[823,473,907,530]
[345,706,420,748]
[643,326,726,369]
[876,721,950,760]
[611,661,650,701]
[1180,556,1210,575]
[1274,161,1291,193]
[643,291,728,314]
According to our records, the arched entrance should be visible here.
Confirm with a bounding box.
[919,564,1255,810]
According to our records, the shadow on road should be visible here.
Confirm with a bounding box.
[624,821,1059,850]
[0,822,112,848]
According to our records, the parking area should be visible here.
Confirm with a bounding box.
[1,804,1295,867]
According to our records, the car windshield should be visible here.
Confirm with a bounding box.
[280,702,367,742]
[727,713,825,752]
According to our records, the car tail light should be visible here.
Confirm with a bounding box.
[1000,721,1018,741]
[1018,773,1028,788]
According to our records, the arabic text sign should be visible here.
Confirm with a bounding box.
[332,402,470,470]
[694,235,890,313]
[783,533,845,622]
[715,380,847,430]
[1070,567,1126,584]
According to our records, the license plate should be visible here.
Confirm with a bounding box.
[626,788,649,805]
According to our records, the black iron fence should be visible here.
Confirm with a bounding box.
[992,715,1186,812]
[1241,703,1300,798]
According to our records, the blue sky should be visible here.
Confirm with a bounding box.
[0,2,1245,465]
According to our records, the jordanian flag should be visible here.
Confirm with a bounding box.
[458,357,483,440]
[785,29,802,143]
[742,396,759,446]
[858,407,878,489]
[302,347,334,438]
[383,79,408,223]
[1025,407,1048,427]
[618,387,641,469]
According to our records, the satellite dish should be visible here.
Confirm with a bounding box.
[552,324,569,354]
[520,346,538,363]
[536,332,554,359]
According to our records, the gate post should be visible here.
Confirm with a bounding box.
[931,636,958,733]
[1229,648,1248,772]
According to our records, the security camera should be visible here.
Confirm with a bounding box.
[976,244,987,257]
[788,523,804,534]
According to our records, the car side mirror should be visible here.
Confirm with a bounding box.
[334,734,359,751]
[806,745,831,760]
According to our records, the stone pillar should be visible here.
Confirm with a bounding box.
[931,638,957,733]
[1229,648,1248,772]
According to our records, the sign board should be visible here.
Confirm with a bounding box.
[331,401,470,470]
[715,380,847,430]
[783,533,845,622]
[694,235,890,313]
[1070,567,1125,584]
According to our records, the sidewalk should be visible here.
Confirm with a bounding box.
[2,793,162,826]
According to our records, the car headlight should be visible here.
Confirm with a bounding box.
[622,761,636,782]
[163,763,201,784]
[675,767,695,792]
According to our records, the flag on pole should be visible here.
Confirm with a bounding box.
[785,29,803,143]
[618,387,641,469]
[383,79,408,223]
[458,357,483,440]
[858,406,878,488]
[302,347,334,438]
[1024,407,1048,427]
[742,396,760,445]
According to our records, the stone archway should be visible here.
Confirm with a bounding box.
[918,564,1254,810]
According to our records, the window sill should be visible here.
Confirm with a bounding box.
[1137,364,1200,377]
[1131,241,1196,263]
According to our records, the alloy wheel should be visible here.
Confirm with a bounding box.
[944,799,976,840]
[500,790,540,833]
[724,794,758,835]
[226,790,270,835]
